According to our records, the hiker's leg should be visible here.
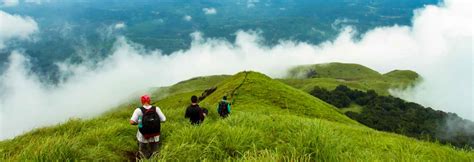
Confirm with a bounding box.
[149,142,159,158]
[136,141,141,159]
[138,142,150,158]
[146,143,154,158]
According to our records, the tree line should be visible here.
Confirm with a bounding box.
[310,85,474,149]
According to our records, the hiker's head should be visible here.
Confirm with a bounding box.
[191,95,198,104]
[141,95,151,105]
[222,96,227,100]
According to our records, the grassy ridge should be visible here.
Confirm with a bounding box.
[151,75,230,100]
[198,72,358,125]
[0,71,472,161]
[384,70,419,80]
[282,63,420,95]
[288,62,383,80]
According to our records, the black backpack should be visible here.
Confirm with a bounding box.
[139,106,161,138]
[218,101,229,117]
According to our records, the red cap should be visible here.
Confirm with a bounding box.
[141,95,151,104]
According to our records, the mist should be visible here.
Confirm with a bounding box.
[0,10,38,49]
[0,0,472,139]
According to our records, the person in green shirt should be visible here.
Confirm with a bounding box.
[217,96,231,118]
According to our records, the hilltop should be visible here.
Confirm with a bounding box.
[0,67,472,161]
[282,62,419,95]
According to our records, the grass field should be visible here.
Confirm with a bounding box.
[0,69,472,161]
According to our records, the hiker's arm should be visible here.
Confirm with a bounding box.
[200,109,205,121]
[185,107,190,118]
[200,107,206,117]
[228,104,231,113]
[130,108,139,125]
[156,107,166,122]
[130,120,138,125]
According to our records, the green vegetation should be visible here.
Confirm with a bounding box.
[288,62,383,80]
[198,72,357,125]
[1,71,472,161]
[310,84,474,148]
[282,62,420,95]
[384,70,420,81]
[383,70,421,88]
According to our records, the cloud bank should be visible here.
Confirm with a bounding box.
[0,10,38,49]
[0,0,472,139]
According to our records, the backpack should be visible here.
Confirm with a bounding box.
[218,101,229,117]
[138,106,161,139]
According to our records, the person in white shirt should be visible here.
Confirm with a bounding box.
[130,95,166,159]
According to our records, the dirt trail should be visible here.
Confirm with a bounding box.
[229,71,249,103]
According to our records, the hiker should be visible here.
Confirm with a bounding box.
[130,95,166,159]
[185,95,207,125]
[217,96,231,118]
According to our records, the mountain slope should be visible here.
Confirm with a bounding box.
[0,71,472,161]
[198,72,358,125]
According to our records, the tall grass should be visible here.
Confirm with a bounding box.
[1,71,472,161]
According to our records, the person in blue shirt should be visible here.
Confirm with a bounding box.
[217,96,231,118]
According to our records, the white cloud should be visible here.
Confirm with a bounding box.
[247,0,259,8]
[0,10,38,49]
[24,0,42,4]
[1,0,18,7]
[114,22,126,29]
[183,15,192,21]
[203,7,217,15]
[156,18,164,23]
[331,18,359,30]
[0,0,472,140]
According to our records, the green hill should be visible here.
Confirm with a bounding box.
[282,63,420,95]
[287,62,383,80]
[384,70,419,80]
[1,71,472,161]
[383,70,420,87]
